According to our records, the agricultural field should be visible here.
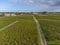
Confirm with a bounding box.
[0,15,39,45]
[0,13,60,45]
[36,14,60,45]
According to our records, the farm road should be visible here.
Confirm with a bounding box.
[33,15,47,45]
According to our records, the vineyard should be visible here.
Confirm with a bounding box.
[0,15,39,45]
[36,15,60,45]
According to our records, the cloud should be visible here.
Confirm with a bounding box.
[7,0,60,7]
[26,0,60,6]
[40,0,60,7]
[23,0,60,12]
[52,0,60,6]
[23,0,35,4]
[5,0,60,12]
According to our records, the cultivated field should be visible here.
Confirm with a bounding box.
[0,15,39,45]
[36,14,60,45]
[0,13,60,45]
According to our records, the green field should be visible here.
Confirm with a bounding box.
[0,15,39,45]
[36,14,60,45]
[0,13,60,45]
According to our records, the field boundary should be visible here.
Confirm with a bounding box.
[39,19,60,21]
[0,21,18,31]
[33,15,47,45]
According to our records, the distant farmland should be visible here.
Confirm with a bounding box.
[0,13,60,45]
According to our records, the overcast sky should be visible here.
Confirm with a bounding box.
[0,0,60,12]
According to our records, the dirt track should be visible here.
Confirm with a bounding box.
[33,15,47,45]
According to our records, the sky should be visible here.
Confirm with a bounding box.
[0,0,60,12]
